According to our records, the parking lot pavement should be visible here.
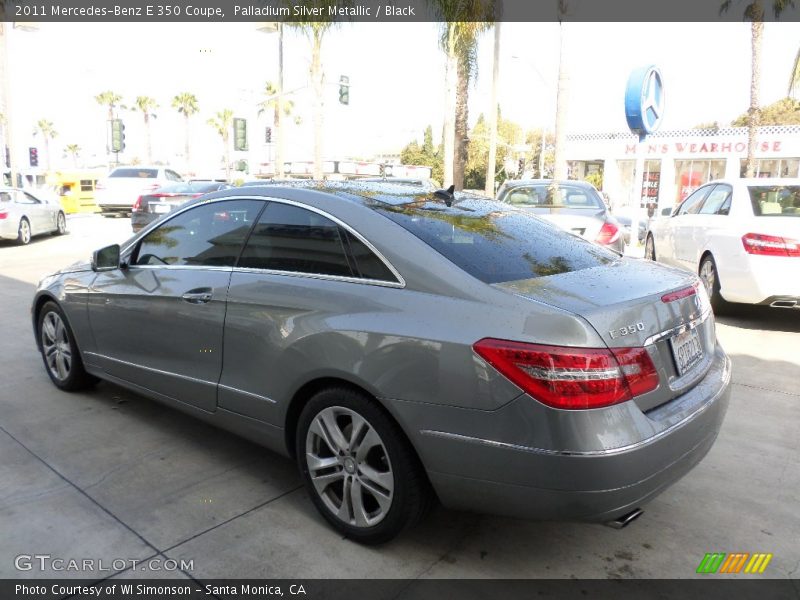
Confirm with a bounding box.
[0,215,798,580]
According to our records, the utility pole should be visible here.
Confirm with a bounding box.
[485,22,501,197]
[1,24,17,187]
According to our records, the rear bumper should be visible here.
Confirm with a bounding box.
[391,344,731,521]
[719,254,800,304]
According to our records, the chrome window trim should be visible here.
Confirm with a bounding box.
[643,307,711,346]
[218,383,276,404]
[122,195,406,289]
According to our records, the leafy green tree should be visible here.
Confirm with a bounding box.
[720,0,793,176]
[257,81,294,176]
[94,90,123,120]
[431,1,495,189]
[207,109,234,182]
[400,125,444,185]
[732,97,800,126]
[133,96,158,163]
[464,109,523,191]
[34,119,57,171]
[172,92,199,169]
[63,143,81,168]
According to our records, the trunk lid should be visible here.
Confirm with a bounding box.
[523,207,605,241]
[495,257,716,411]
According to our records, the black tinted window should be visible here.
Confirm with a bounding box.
[342,230,397,282]
[373,198,617,284]
[134,200,263,267]
[110,168,158,178]
[749,185,800,217]
[238,202,352,277]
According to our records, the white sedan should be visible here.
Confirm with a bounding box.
[645,178,800,310]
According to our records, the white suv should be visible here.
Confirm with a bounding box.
[95,166,183,217]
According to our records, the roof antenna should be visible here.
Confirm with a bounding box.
[434,184,455,207]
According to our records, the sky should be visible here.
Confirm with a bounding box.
[5,20,800,174]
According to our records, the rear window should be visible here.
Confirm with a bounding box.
[502,184,604,209]
[373,197,617,284]
[748,185,800,217]
[110,168,158,178]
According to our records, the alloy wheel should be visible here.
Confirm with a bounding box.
[41,312,72,381]
[645,235,655,260]
[700,259,716,298]
[57,213,66,234]
[305,406,394,528]
[19,219,31,244]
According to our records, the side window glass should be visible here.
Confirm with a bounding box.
[341,229,397,282]
[677,187,711,215]
[238,202,353,277]
[133,200,263,267]
[700,185,732,215]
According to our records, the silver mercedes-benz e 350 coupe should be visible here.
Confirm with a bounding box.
[32,182,731,544]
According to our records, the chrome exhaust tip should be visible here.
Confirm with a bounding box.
[606,508,644,529]
[770,300,798,308]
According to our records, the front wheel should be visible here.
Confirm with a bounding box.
[296,388,431,544]
[55,212,67,235]
[644,234,656,261]
[38,301,97,391]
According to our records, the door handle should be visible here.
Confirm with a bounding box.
[181,288,213,304]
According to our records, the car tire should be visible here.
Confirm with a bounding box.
[37,301,97,391]
[699,255,730,314]
[17,217,31,245]
[54,212,67,235]
[296,387,431,544]
[644,234,656,261]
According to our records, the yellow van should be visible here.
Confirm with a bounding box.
[46,170,106,213]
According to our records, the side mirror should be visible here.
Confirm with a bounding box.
[92,244,121,272]
[661,207,673,217]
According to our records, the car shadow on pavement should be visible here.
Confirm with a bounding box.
[715,304,800,333]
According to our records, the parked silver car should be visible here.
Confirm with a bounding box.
[32,183,731,543]
[0,187,67,244]
[496,179,626,253]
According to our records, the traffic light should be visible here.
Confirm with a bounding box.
[338,75,350,105]
[29,147,39,167]
[233,118,248,151]
[110,119,126,153]
[4,146,9,168]
[265,127,272,144]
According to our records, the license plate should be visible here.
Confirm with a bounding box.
[152,203,171,214]
[670,328,703,376]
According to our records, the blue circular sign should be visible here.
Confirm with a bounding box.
[625,65,665,140]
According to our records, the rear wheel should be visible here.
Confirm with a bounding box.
[38,301,97,391]
[699,255,730,313]
[644,234,656,261]
[296,387,431,544]
[17,218,31,245]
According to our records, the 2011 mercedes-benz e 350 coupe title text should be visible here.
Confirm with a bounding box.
[32,182,731,544]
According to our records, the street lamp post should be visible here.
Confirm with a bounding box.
[511,55,550,179]
[257,23,285,179]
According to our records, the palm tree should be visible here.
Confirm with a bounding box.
[34,119,57,171]
[207,109,234,182]
[172,92,199,169]
[286,3,346,180]
[94,90,123,120]
[433,1,495,189]
[257,81,294,175]
[721,0,793,177]
[133,96,158,163]
[63,143,81,168]
[789,45,800,98]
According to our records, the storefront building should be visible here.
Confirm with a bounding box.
[566,125,800,213]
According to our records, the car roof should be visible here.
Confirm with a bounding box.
[197,180,495,211]
[501,179,595,189]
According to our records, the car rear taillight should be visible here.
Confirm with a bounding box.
[596,222,621,245]
[741,233,800,257]
[132,196,143,212]
[473,338,658,410]
[0,210,7,220]
[661,283,698,303]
